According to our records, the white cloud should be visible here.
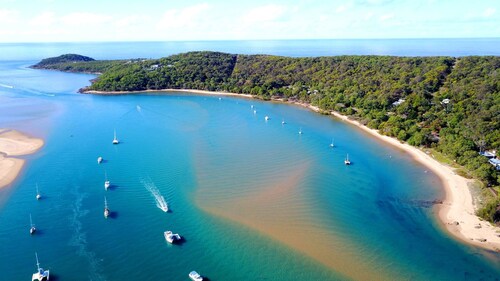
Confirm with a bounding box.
[61,12,112,26]
[241,4,286,24]
[336,4,348,13]
[157,3,209,30]
[483,7,496,18]
[0,9,19,24]
[379,13,394,21]
[356,0,394,5]
[30,11,56,26]
[114,15,148,28]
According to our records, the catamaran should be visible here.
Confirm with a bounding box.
[32,252,49,281]
[189,271,203,281]
[30,214,36,235]
[104,197,110,218]
[164,230,181,244]
[344,154,351,165]
[36,184,41,200]
[112,129,119,144]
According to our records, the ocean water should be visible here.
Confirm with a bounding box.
[0,38,499,61]
[0,40,499,280]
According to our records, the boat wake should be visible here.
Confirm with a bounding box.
[0,83,13,89]
[141,178,169,212]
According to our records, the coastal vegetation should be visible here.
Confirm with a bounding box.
[33,52,500,221]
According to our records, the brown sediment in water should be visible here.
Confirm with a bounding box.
[194,161,398,280]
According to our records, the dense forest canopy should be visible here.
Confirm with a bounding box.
[32,54,95,68]
[32,52,500,219]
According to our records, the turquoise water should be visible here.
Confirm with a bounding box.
[0,41,500,280]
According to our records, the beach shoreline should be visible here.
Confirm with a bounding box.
[0,129,44,189]
[83,88,500,251]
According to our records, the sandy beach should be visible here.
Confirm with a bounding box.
[85,89,500,251]
[0,129,44,189]
[84,88,254,99]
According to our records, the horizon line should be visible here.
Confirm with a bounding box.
[1,37,499,44]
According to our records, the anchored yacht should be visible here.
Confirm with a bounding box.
[32,253,49,281]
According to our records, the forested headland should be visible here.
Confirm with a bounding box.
[32,52,500,221]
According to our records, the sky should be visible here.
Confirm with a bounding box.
[0,0,498,42]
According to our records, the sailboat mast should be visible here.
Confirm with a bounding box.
[35,252,40,271]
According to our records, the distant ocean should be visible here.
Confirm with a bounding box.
[0,40,499,280]
[0,38,499,61]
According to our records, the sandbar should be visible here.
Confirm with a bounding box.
[0,129,44,189]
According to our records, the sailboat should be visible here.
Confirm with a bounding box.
[32,252,50,281]
[344,154,351,165]
[104,197,110,218]
[30,214,36,235]
[104,171,110,190]
[112,129,119,144]
[329,138,335,148]
[36,184,41,200]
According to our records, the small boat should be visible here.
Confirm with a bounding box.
[282,119,286,125]
[158,196,169,212]
[189,271,203,281]
[330,138,335,148]
[253,110,257,114]
[298,128,303,135]
[112,129,119,144]
[104,171,110,190]
[97,156,103,164]
[344,154,351,165]
[104,197,110,218]
[265,116,270,121]
[164,230,181,244]
[250,105,254,109]
[30,214,36,235]
[32,252,50,281]
[36,184,41,200]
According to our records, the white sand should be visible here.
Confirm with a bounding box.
[84,89,254,99]
[0,129,43,189]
